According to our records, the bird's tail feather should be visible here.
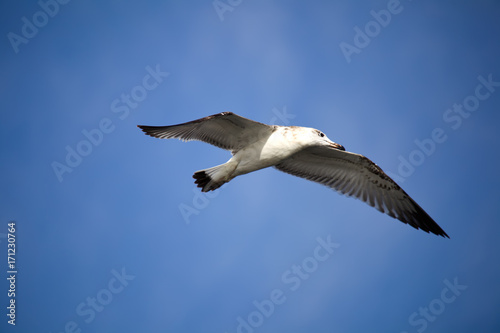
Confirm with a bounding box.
[193,162,236,192]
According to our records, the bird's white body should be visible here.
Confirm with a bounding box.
[224,126,310,179]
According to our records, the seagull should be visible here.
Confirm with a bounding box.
[138,112,448,238]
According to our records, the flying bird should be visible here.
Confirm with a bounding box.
[138,112,448,238]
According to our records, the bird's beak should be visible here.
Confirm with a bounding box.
[330,142,345,151]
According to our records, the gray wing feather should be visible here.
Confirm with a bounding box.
[137,112,273,153]
[275,146,449,238]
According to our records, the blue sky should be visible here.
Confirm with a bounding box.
[1,1,500,332]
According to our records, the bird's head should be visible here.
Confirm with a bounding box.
[309,128,345,151]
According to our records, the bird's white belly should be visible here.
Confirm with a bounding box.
[230,132,302,176]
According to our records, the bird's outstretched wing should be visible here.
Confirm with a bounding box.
[274,146,449,237]
[137,112,274,153]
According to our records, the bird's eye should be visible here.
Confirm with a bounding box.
[318,132,325,138]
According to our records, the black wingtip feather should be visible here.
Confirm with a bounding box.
[137,125,154,137]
